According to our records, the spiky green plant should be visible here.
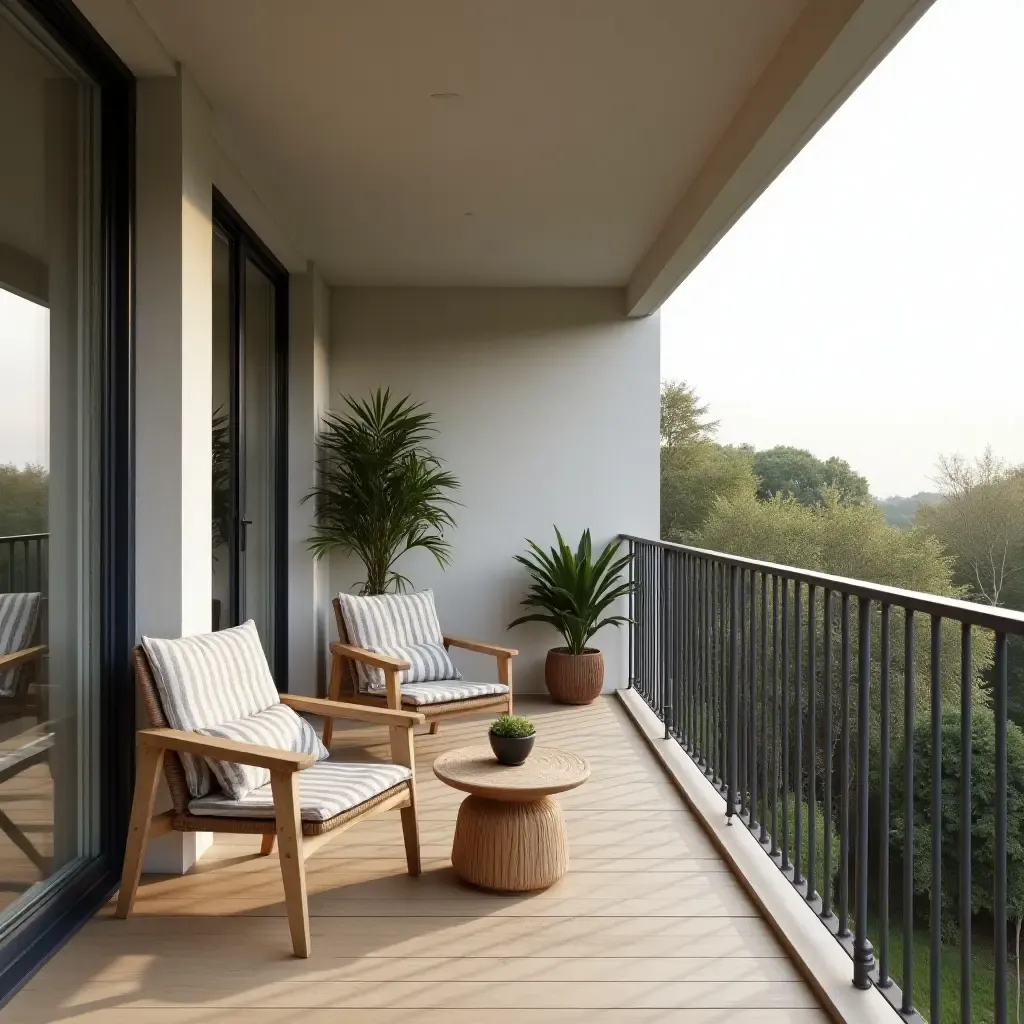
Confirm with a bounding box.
[508,528,634,655]
[303,389,459,594]
[489,714,536,738]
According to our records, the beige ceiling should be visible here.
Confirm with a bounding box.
[78,0,934,309]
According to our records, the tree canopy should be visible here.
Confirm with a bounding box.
[752,445,871,507]
[0,464,47,537]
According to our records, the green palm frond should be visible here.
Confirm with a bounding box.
[507,528,635,654]
[303,388,460,594]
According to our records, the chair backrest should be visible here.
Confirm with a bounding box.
[0,593,41,698]
[132,645,191,815]
[332,597,358,692]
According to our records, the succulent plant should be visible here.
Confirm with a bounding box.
[489,714,536,739]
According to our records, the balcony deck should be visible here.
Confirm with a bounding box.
[6,696,825,1023]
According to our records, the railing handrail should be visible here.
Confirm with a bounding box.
[0,533,48,542]
[621,534,1024,635]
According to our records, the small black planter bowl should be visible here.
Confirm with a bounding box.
[489,731,536,766]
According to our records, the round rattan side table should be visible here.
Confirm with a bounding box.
[433,745,590,892]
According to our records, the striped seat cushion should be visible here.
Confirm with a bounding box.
[142,620,283,798]
[337,591,461,692]
[187,760,412,822]
[0,593,41,698]
[399,681,509,706]
[196,702,329,800]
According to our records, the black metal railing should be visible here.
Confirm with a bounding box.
[0,533,48,595]
[624,535,1024,1024]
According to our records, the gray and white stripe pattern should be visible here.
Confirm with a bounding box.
[142,620,281,797]
[337,591,461,691]
[398,680,509,706]
[370,641,462,687]
[197,702,329,799]
[0,593,41,698]
[187,760,412,822]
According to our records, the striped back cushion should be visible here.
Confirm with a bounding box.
[337,590,459,691]
[371,642,462,687]
[141,620,280,797]
[0,593,41,698]
[197,703,328,800]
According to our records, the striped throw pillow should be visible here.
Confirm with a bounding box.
[369,641,462,688]
[197,703,328,800]
[141,620,282,797]
[337,591,461,691]
[0,593,41,698]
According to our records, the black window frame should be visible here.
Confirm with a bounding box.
[212,190,290,690]
[0,0,135,1005]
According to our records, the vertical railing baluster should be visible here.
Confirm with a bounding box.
[839,593,851,939]
[960,622,972,1023]
[878,603,891,988]
[739,570,747,820]
[930,614,942,1024]
[704,559,711,775]
[794,581,803,887]
[760,572,768,844]
[627,541,634,689]
[720,562,727,792]
[902,611,915,1015]
[853,597,875,988]
[781,578,790,871]
[995,630,1008,1024]
[771,574,780,857]
[748,571,758,831]
[822,589,833,920]
[727,565,740,823]
[808,585,817,903]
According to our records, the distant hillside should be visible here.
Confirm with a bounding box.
[874,491,942,528]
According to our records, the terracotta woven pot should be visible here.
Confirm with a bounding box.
[545,648,604,705]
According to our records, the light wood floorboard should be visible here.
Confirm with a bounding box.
[5,696,826,1022]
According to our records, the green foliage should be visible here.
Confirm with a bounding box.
[508,528,633,655]
[875,491,942,529]
[890,707,1024,932]
[753,445,870,507]
[660,380,757,542]
[489,714,536,738]
[0,463,47,537]
[304,389,459,595]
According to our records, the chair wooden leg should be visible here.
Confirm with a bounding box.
[322,654,343,749]
[115,743,165,919]
[429,721,440,735]
[400,803,421,876]
[260,834,276,856]
[499,655,513,715]
[270,770,310,958]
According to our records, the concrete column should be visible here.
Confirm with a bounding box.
[287,264,331,696]
[135,70,214,872]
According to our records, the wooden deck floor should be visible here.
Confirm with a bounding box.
[6,696,826,1022]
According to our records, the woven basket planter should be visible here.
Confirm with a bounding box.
[545,648,604,705]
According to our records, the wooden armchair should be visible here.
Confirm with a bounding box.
[0,592,46,727]
[323,597,517,746]
[117,642,424,958]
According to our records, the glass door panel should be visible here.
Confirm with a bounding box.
[241,258,277,669]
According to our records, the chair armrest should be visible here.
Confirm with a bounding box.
[330,642,410,671]
[0,645,46,671]
[137,728,316,772]
[281,694,424,727]
[443,636,518,658]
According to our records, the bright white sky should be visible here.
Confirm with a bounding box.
[0,288,49,469]
[661,0,1024,499]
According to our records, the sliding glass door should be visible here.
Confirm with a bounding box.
[0,0,133,1000]
[211,200,287,683]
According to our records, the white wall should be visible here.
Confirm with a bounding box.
[329,287,659,693]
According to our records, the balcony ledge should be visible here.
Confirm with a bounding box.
[618,686,899,1024]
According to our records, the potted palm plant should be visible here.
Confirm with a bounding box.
[508,528,633,704]
[304,388,459,593]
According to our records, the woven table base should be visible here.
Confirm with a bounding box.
[451,794,568,892]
